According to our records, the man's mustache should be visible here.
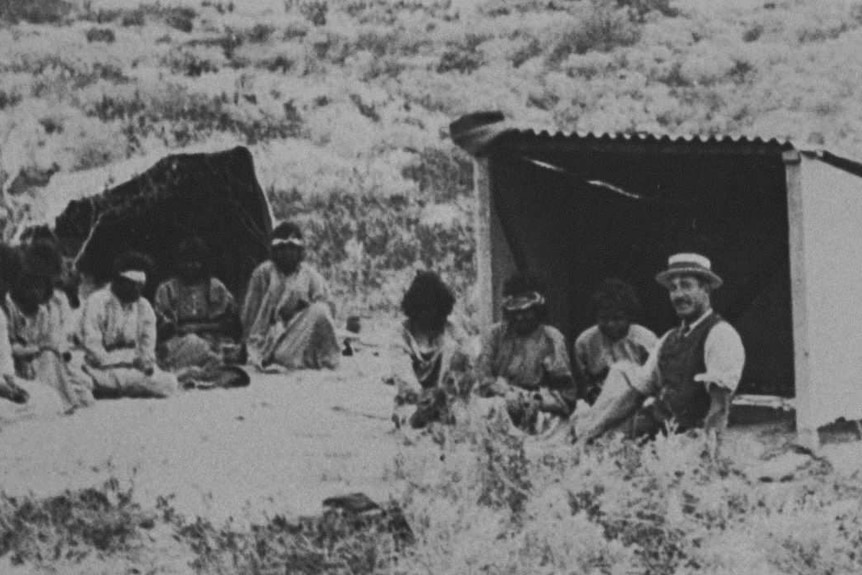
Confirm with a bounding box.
[672,297,691,306]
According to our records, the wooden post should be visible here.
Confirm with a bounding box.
[784,149,819,452]
[474,157,494,329]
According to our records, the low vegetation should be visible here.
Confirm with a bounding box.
[2,0,862,312]
[1,423,861,574]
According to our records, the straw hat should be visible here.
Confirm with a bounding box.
[655,253,723,289]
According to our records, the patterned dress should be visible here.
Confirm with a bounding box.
[154,277,240,370]
[476,322,577,432]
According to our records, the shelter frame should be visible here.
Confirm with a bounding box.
[456,113,862,449]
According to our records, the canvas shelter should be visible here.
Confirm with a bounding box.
[52,146,273,302]
[452,111,862,447]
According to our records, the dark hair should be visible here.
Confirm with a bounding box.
[0,244,23,299]
[112,251,153,276]
[502,272,548,320]
[23,240,62,279]
[401,271,456,323]
[10,273,52,309]
[272,221,303,241]
[590,278,642,320]
[20,225,58,247]
[176,236,213,275]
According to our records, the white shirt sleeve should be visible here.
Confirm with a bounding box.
[0,309,16,377]
[695,322,745,393]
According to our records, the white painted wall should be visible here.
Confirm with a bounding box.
[794,156,862,430]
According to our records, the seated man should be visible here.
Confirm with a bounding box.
[573,278,657,405]
[388,271,472,429]
[79,251,178,399]
[7,242,94,410]
[475,273,577,433]
[241,222,340,371]
[574,253,745,447]
[154,237,246,388]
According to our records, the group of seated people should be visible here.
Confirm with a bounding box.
[390,252,745,445]
[0,221,343,421]
[0,217,745,445]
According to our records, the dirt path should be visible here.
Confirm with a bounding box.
[0,353,403,526]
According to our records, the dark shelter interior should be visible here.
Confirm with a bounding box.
[52,146,273,302]
[488,132,795,397]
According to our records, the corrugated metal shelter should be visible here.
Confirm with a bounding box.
[452,112,862,447]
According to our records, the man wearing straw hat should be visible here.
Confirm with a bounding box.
[574,252,745,443]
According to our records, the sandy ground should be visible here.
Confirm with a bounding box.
[0,350,404,527]
[1,338,861,575]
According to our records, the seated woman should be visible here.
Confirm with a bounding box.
[0,244,65,422]
[7,242,94,411]
[475,273,577,434]
[388,271,472,429]
[241,222,340,371]
[79,251,178,399]
[573,278,657,405]
[154,237,246,389]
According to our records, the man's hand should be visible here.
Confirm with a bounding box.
[703,384,732,438]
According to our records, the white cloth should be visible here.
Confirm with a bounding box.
[573,324,657,384]
[0,308,15,377]
[631,310,745,396]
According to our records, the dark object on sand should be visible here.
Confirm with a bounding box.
[321,492,415,546]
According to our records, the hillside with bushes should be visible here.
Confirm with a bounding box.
[1,0,861,313]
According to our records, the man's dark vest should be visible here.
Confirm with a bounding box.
[656,312,724,430]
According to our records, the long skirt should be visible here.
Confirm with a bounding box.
[83,365,178,399]
[161,334,248,389]
[258,302,341,370]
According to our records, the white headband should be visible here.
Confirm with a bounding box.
[272,237,304,247]
[119,270,147,284]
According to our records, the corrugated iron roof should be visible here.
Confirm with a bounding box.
[497,126,797,156]
[517,127,794,148]
[450,113,796,157]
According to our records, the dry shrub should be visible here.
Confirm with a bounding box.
[0,0,72,24]
[85,27,115,44]
[0,479,153,566]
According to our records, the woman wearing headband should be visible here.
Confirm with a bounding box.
[475,273,576,434]
[241,222,340,371]
[78,251,178,398]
